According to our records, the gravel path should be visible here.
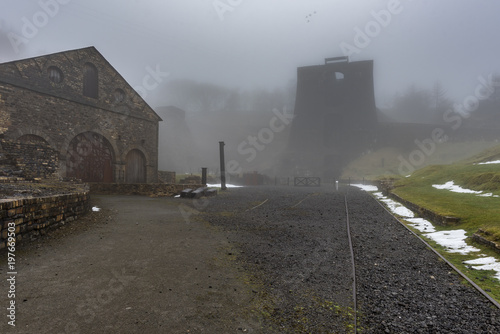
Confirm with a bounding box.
[201,185,500,333]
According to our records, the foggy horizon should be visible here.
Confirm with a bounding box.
[2,0,500,108]
[2,0,500,175]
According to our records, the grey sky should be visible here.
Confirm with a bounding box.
[1,0,500,107]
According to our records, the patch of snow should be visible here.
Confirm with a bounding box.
[405,217,436,233]
[92,206,100,212]
[425,229,480,254]
[351,184,378,192]
[432,181,482,194]
[380,198,414,218]
[464,257,500,281]
[174,195,180,198]
[206,183,243,188]
[477,160,500,165]
[432,181,499,197]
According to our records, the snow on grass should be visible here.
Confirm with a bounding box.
[464,257,500,281]
[476,160,500,165]
[405,217,436,233]
[432,181,482,194]
[380,198,415,218]
[432,181,499,197]
[425,230,480,254]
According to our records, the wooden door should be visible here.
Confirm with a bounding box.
[125,149,146,183]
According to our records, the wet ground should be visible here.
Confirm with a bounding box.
[0,195,258,334]
[1,186,500,333]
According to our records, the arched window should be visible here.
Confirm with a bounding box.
[83,63,98,98]
[48,66,63,84]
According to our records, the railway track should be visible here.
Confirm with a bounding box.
[344,195,358,333]
[201,186,500,333]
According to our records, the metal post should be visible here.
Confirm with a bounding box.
[219,141,227,190]
[201,167,207,185]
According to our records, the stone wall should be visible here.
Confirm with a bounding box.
[0,139,59,179]
[385,191,460,226]
[158,171,176,184]
[0,192,90,250]
[472,229,500,254]
[89,183,205,197]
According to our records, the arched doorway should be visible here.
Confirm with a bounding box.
[66,132,114,182]
[125,149,146,183]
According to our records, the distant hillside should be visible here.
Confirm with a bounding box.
[342,141,499,181]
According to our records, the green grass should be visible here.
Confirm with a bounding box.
[393,155,500,240]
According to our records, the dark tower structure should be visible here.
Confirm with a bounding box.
[284,57,378,179]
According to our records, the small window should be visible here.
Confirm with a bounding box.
[83,63,98,98]
[48,66,63,84]
[114,88,125,103]
[334,72,345,81]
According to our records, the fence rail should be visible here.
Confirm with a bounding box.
[294,177,321,187]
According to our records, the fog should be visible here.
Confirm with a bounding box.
[2,0,500,177]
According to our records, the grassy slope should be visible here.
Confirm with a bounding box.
[342,141,498,181]
[393,162,500,238]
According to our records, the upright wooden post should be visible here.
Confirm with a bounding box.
[201,167,207,185]
[219,142,227,190]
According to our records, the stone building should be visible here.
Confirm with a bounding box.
[0,46,161,183]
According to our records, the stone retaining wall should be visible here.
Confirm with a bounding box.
[158,171,176,184]
[0,192,90,250]
[89,183,205,197]
[376,180,460,226]
[387,192,460,226]
[472,229,500,254]
[1,139,59,179]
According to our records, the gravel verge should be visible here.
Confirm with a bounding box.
[200,185,500,333]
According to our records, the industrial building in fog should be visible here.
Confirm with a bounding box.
[0,47,161,183]
[284,57,378,179]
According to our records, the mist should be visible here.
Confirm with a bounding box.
[2,0,500,179]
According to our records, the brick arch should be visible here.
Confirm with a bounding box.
[13,129,57,149]
[17,134,49,145]
[66,131,115,183]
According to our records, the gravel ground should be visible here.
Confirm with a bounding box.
[200,185,500,333]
